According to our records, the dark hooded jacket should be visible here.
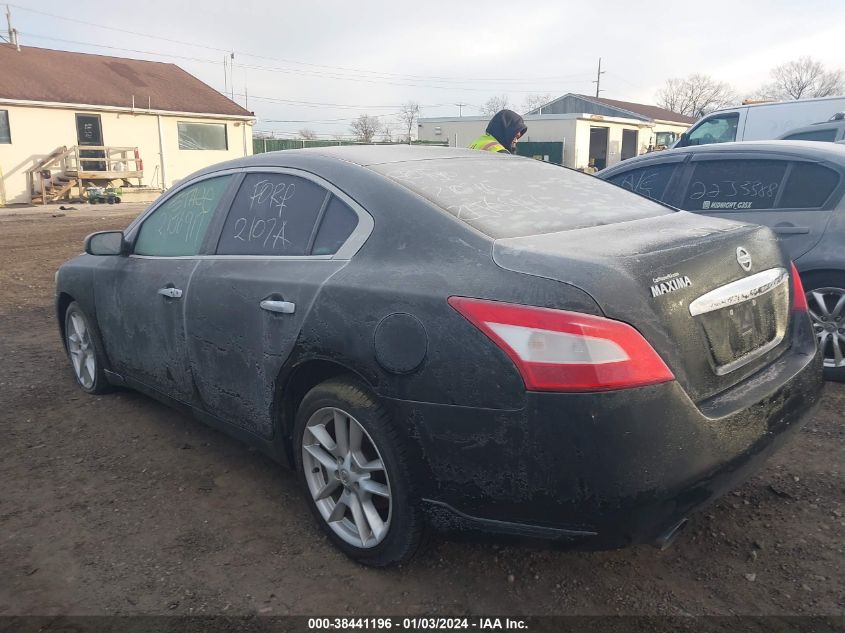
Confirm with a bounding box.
[486,109,528,153]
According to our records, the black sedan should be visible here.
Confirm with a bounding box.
[57,146,823,566]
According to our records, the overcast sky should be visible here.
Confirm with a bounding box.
[9,0,845,138]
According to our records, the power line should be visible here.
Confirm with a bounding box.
[18,32,229,65]
[21,31,593,93]
[10,4,232,53]
[225,61,587,92]
[606,71,650,95]
[259,111,404,124]
[17,31,480,118]
[235,93,462,111]
[10,4,593,86]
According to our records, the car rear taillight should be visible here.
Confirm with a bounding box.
[790,262,808,312]
[448,297,675,392]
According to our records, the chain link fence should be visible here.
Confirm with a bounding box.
[253,138,449,154]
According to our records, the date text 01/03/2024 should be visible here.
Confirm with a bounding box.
[307,617,528,630]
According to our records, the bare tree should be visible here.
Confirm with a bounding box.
[655,78,687,114]
[656,74,737,118]
[298,128,317,140]
[381,123,393,143]
[398,101,421,143]
[481,95,511,116]
[350,114,381,143]
[522,93,553,114]
[756,57,844,100]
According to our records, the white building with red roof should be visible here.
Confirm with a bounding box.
[0,45,254,205]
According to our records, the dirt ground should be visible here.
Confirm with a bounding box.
[0,204,842,617]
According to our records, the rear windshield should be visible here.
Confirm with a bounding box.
[373,157,671,239]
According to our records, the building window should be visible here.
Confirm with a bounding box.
[0,110,10,144]
[177,122,228,150]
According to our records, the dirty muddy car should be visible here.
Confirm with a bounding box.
[56,146,823,566]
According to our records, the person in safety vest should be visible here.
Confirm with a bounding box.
[468,109,527,154]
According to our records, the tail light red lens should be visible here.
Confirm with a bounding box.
[448,297,674,392]
[790,262,808,312]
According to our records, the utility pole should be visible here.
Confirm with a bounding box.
[229,51,235,100]
[455,103,468,117]
[223,54,228,96]
[6,5,20,50]
[592,57,605,98]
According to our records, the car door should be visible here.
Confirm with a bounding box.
[602,156,686,204]
[677,111,741,147]
[186,169,370,437]
[93,173,236,402]
[675,154,842,260]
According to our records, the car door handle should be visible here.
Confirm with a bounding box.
[260,299,295,314]
[772,226,810,235]
[157,287,183,298]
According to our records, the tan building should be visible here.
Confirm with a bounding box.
[0,45,254,205]
[418,93,694,171]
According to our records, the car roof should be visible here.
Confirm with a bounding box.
[600,140,845,174]
[194,144,505,175]
[297,144,498,165]
[705,95,845,114]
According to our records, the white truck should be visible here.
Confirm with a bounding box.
[674,96,845,147]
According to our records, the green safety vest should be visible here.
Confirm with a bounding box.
[468,133,508,153]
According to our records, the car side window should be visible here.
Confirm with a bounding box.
[680,160,787,212]
[605,164,677,202]
[686,114,739,146]
[311,196,360,256]
[781,128,838,142]
[134,175,231,256]
[217,173,329,256]
[779,162,841,208]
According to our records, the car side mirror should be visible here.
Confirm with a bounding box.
[85,231,126,256]
[676,132,689,147]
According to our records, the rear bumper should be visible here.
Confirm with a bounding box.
[386,318,824,548]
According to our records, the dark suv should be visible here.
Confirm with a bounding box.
[599,140,845,380]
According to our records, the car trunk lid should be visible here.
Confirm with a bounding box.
[493,212,792,402]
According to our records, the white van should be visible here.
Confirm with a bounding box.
[674,96,845,147]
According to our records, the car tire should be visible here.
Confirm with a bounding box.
[802,271,845,382]
[294,376,426,567]
[64,301,113,394]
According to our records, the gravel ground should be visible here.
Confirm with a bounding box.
[0,206,842,617]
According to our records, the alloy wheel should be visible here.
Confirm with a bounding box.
[806,287,845,368]
[67,310,97,389]
[301,407,392,548]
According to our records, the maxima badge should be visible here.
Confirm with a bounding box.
[650,272,693,298]
[736,247,752,272]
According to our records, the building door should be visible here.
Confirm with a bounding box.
[75,113,106,172]
[589,126,609,170]
[621,129,638,161]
